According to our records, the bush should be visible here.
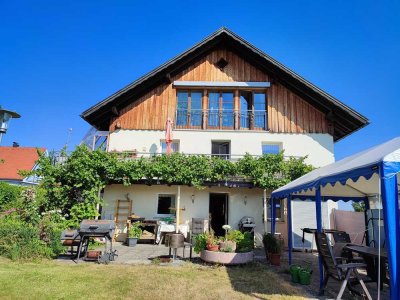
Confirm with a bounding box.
[0,217,53,260]
[0,182,22,211]
[237,232,254,253]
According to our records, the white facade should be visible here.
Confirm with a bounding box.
[102,129,337,247]
[108,129,334,167]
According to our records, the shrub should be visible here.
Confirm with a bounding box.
[0,182,22,211]
[0,217,53,260]
[237,232,254,253]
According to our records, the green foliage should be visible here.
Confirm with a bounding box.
[31,146,313,229]
[128,221,142,238]
[193,233,208,254]
[0,182,22,210]
[0,217,54,260]
[262,233,282,254]
[237,232,254,253]
[352,201,366,212]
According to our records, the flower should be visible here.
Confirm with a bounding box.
[222,225,231,231]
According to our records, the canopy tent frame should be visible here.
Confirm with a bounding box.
[271,137,400,300]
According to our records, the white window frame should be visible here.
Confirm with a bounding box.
[261,142,282,155]
[160,140,180,153]
[156,193,176,217]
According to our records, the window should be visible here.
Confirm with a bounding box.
[212,141,230,160]
[176,91,202,127]
[157,194,176,215]
[208,92,220,127]
[239,91,251,129]
[262,143,281,155]
[161,141,180,153]
[267,198,285,221]
[207,91,234,128]
[254,93,266,129]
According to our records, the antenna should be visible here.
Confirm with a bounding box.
[64,128,72,150]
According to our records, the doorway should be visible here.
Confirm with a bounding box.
[209,193,229,236]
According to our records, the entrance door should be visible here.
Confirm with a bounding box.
[209,193,228,236]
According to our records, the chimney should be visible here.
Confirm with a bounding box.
[12,142,19,147]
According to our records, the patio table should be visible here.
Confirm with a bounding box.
[156,223,189,244]
[344,245,388,289]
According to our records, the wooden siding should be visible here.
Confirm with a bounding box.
[110,48,328,134]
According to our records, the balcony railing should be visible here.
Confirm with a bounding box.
[175,109,267,130]
[114,151,298,162]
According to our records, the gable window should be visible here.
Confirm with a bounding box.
[239,91,252,129]
[157,194,176,215]
[208,92,234,129]
[262,143,281,155]
[176,91,202,128]
[254,93,267,129]
[161,140,180,153]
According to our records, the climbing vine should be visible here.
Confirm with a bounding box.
[33,146,313,222]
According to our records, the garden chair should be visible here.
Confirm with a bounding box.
[315,232,372,300]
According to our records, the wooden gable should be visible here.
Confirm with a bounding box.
[110,48,328,134]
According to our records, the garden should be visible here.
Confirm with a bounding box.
[0,145,313,261]
[0,146,315,299]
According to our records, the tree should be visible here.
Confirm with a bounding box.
[352,201,366,212]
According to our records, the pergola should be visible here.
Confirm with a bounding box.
[271,137,400,300]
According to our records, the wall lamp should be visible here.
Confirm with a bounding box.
[191,194,195,204]
[243,195,247,206]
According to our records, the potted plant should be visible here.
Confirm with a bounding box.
[219,225,236,252]
[127,221,142,247]
[262,233,282,266]
[206,230,219,251]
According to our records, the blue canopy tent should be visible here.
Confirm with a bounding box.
[271,137,400,300]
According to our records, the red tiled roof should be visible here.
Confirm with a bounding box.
[0,147,46,181]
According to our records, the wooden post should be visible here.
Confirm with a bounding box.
[176,185,181,233]
[234,89,239,130]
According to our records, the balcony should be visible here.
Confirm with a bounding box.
[175,109,267,130]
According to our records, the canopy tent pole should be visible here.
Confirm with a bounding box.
[263,189,268,233]
[176,185,181,233]
[315,186,324,293]
[380,163,400,300]
[271,198,276,234]
[287,195,293,265]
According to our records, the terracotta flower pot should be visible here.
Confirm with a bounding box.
[269,253,281,266]
[207,244,219,251]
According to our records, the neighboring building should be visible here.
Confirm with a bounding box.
[81,28,368,246]
[0,146,46,186]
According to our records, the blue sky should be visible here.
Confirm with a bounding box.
[1,1,399,159]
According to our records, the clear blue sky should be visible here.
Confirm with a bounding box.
[1,1,399,160]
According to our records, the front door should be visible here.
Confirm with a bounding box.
[209,193,228,236]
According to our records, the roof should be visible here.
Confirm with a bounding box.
[81,27,369,141]
[0,147,45,181]
[272,137,400,198]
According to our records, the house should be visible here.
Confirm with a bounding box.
[0,146,46,186]
[81,28,368,246]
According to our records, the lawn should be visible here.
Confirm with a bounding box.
[0,258,309,300]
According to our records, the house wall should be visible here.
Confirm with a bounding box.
[102,184,266,245]
[109,48,330,135]
[108,130,334,167]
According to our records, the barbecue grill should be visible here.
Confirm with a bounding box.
[76,220,116,263]
[60,229,83,255]
[238,216,256,233]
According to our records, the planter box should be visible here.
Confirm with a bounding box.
[127,237,138,247]
[200,250,254,265]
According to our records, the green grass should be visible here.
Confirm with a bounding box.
[0,258,309,299]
